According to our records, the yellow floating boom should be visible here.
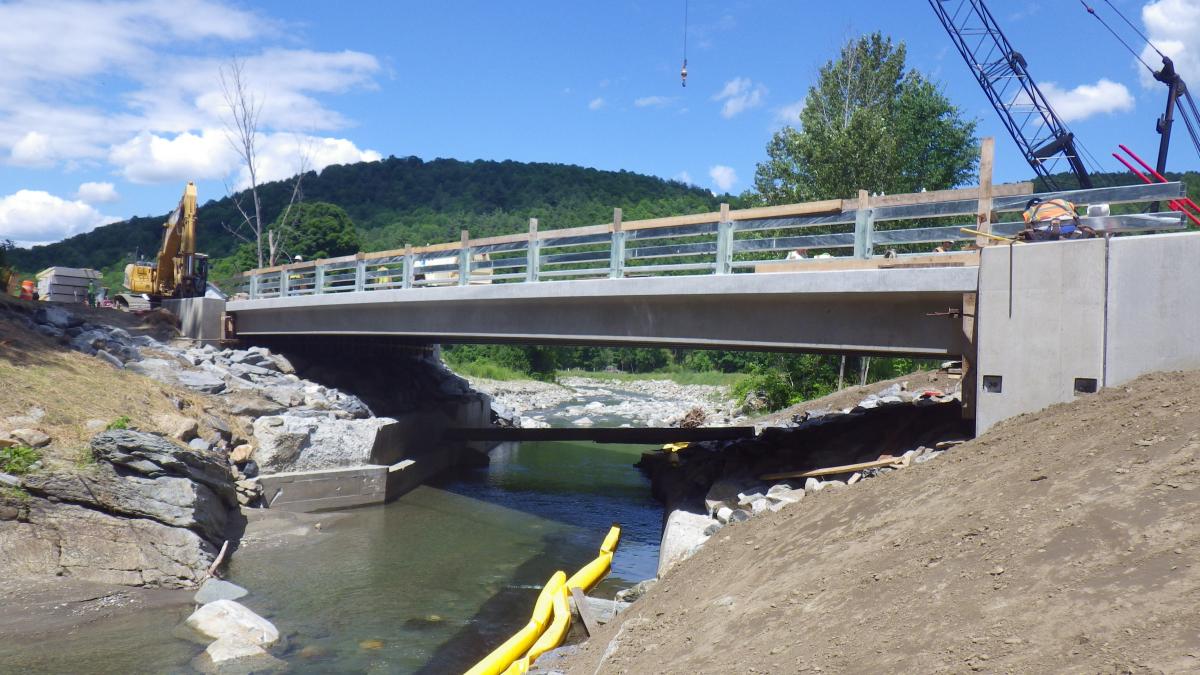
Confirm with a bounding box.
[465,525,622,675]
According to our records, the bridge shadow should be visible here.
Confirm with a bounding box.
[412,530,584,674]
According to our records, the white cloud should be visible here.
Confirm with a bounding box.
[773,98,806,128]
[588,97,606,111]
[9,131,53,166]
[0,2,380,173]
[1040,79,1135,122]
[1140,0,1200,87]
[709,165,738,192]
[712,77,767,118]
[109,129,240,184]
[75,181,119,203]
[674,170,694,184]
[242,134,383,188]
[0,189,116,246]
[108,128,382,187]
[635,96,673,108]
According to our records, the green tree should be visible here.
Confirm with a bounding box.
[753,32,978,204]
[270,202,361,261]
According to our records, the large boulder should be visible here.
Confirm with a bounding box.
[90,430,236,508]
[0,498,215,587]
[657,509,717,577]
[191,637,286,674]
[250,415,401,473]
[21,464,230,546]
[184,599,280,647]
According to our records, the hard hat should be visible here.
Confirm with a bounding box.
[1025,197,1042,209]
[294,255,303,262]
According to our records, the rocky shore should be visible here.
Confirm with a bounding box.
[0,298,489,672]
[468,373,740,429]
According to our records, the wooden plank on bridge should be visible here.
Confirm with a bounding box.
[444,426,756,444]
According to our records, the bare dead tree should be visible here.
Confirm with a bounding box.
[266,136,316,266]
[220,57,265,268]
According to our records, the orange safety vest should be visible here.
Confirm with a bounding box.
[1023,198,1077,225]
[19,280,34,301]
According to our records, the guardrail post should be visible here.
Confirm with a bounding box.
[314,264,325,295]
[249,274,258,299]
[403,244,414,289]
[716,203,733,274]
[609,207,624,279]
[279,269,289,297]
[854,190,873,259]
[354,258,365,292]
[459,229,470,286]
[527,218,539,282]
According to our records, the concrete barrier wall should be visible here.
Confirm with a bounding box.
[975,239,1108,433]
[976,231,1200,434]
[163,297,224,343]
[1105,232,1200,385]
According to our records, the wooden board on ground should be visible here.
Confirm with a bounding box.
[570,587,599,637]
[760,456,904,481]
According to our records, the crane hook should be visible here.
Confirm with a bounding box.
[681,59,688,87]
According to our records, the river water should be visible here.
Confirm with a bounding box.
[2,437,662,674]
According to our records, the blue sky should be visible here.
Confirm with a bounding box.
[2,0,1198,246]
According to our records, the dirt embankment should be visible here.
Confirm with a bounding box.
[561,371,1200,674]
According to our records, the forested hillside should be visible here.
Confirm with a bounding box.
[9,156,722,278]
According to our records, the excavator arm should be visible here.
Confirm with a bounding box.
[119,181,206,308]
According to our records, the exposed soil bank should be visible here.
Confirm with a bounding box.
[559,371,1200,674]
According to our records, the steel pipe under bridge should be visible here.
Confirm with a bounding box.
[228,267,978,357]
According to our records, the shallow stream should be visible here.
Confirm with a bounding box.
[2,434,661,674]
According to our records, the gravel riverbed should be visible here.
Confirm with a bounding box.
[463,375,742,428]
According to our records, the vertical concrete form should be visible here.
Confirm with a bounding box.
[1104,232,1200,384]
[163,297,225,343]
[976,230,1200,434]
[975,239,1108,433]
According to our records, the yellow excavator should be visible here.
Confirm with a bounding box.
[116,181,209,311]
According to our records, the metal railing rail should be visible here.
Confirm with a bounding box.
[233,180,1187,300]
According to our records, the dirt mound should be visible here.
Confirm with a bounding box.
[562,371,1200,674]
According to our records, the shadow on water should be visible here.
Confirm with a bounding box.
[414,440,665,672]
[414,531,566,674]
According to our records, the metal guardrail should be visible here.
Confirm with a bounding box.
[234,181,1188,300]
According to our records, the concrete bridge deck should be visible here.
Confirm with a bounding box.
[228,266,979,356]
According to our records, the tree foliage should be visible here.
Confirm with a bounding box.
[753,33,979,204]
[269,202,361,261]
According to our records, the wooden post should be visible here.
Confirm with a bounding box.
[975,137,995,247]
[960,291,978,421]
[610,207,625,279]
[527,218,539,282]
[570,587,599,637]
[458,229,470,286]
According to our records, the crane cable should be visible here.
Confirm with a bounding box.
[1103,0,1165,59]
[1077,0,1157,74]
[680,0,689,87]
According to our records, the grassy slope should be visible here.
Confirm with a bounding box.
[0,297,235,469]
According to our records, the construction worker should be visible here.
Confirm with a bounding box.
[1017,198,1097,241]
[287,255,306,294]
[376,266,391,287]
[87,280,97,307]
[19,279,34,301]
